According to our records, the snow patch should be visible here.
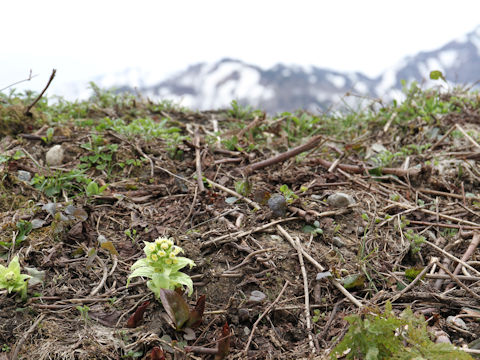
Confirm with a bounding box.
[354,82,368,93]
[282,68,291,77]
[308,75,317,84]
[470,33,480,56]
[326,74,346,88]
[438,50,458,68]
[426,58,443,72]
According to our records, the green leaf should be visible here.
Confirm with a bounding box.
[127,265,155,286]
[86,181,99,196]
[368,167,383,176]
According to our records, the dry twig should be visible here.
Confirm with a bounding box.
[243,280,290,353]
[24,69,56,116]
[243,135,324,174]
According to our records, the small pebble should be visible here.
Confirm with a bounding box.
[446,316,468,330]
[31,218,46,229]
[42,202,58,216]
[17,170,31,182]
[238,308,250,322]
[268,194,287,217]
[327,192,355,208]
[249,290,266,303]
[46,145,64,166]
[332,236,345,247]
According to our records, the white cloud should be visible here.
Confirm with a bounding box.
[1,0,479,97]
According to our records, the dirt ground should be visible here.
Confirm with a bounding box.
[1,89,480,359]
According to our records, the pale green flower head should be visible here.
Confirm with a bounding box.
[0,256,31,300]
[128,237,195,296]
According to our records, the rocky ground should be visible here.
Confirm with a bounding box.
[1,83,480,359]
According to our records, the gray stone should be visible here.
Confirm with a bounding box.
[446,316,468,330]
[46,145,64,166]
[249,290,266,303]
[17,170,31,182]
[327,192,355,208]
[268,194,287,217]
[332,236,345,247]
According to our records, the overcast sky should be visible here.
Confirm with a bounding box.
[1,0,479,97]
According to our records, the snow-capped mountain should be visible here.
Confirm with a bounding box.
[92,26,480,113]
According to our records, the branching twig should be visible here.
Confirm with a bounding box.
[194,125,205,192]
[276,225,363,308]
[389,260,434,303]
[201,217,298,248]
[24,69,56,116]
[294,236,317,353]
[435,261,480,301]
[243,135,324,174]
[11,314,45,360]
[243,280,290,353]
[0,69,37,92]
[424,240,480,276]
[204,177,260,211]
[315,158,421,177]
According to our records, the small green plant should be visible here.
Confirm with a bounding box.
[397,215,410,230]
[76,305,90,324]
[302,220,324,236]
[124,228,137,243]
[331,301,473,360]
[14,220,33,246]
[127,237,195,297]
[1,344,11,352]
[404,229,425,255]
[234,180,251,196]
[41,127,54,144]
[228,100,254,120]
[0,256,31,300]
[85,180,108,197]
[79,134,119,173]
[279,184,298,204]
[30,169,90,198]
[312,309,322,323]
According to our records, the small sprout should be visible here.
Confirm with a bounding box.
[0,256,31,300]
[312,309,320,323]
[361,213,369,221]
[76,305,90,324]
[279,184,298,203]
[390,193,400,202]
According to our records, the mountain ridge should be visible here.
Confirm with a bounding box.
[91,25,480,113]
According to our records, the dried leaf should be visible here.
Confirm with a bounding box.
[183,327,196,341]
[214,322,231,360]
[186,294,205,329]
[100,241,119,256]
[126,301,150,328]
[159,288,190,330]
[342,274,366,290]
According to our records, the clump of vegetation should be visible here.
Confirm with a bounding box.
[127,237,195,297]
[331,302,473,360]
[0,255,31,300]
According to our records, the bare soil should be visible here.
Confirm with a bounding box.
[1,93,480,359]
